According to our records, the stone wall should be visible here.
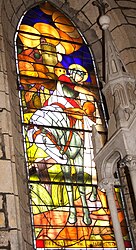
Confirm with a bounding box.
[0,0,135,248]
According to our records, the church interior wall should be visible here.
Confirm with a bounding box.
[0,0,135,249]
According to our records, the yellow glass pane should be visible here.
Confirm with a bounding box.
[52,11,75,33]
[34,23,60,46]
[19,25,40,47]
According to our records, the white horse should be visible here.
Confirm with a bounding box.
[28,81,96,225]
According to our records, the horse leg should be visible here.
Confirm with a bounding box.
[61,164,76,224]
[75,153,92,225]
[89,185,97,201]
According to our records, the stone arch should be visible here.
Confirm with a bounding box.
[102,151,121,179]
[1,0,135,83]
[94,137,125,185]
[113,84,128,108]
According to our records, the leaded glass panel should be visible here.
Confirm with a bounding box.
[15,1,131,249]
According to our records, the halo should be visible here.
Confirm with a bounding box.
[68,64,88,82]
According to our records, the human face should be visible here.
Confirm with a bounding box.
[74,73,83,83]
[70,69,85,84]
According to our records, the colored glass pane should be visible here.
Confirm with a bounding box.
[15,1,131,249]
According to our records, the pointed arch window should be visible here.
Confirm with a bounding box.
[15,1,131,249]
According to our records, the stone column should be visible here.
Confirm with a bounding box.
[126,156,136,200]
[121,156,136,200]
[100,179,125,250]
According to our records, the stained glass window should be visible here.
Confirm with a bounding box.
[15,1,131,249]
